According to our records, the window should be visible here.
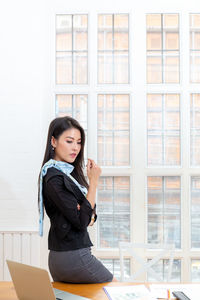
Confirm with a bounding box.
[147,14,179,83]
[190,14,200,83]
[53,9,200,282]
[146,13,183,282]
[191,176,200,248]
[98,14,129,83]
[97,94,130,166]
[97,176,130,248]
[147,259,181,282]
[147,176,181,248]
[56,94,87,125]
[191,259,200,282]
[56,14,88,84]
[147,94,180,166]
[55,94,88,158]
[100,258,130,280]
[190,94,200,165]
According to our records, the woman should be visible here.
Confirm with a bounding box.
[38,116,114,283]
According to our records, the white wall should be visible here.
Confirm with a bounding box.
[0,0,52,231]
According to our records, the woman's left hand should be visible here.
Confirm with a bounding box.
[77,204,80,210]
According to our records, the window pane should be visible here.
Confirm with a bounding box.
[148,112,162,130]
[190,14,200,82]
[56,32,72,52]
[165,136,180,165]
[114,52,129,83]
[98,94,130,166]
[163,14,179,27]
[98,53,113,84]
[74,52,87,84]
[165,33,179,50]
[191,177,200,248]
[56,15,72,51]
[56,52,72,84]
[56,94,87,127]
[114,14,129,29]
[190,52,200,83]
[190,32,200,50]
[148,136,163,165]
[55,94,88,159]
[98,15,112,51]
[98,14,129,84]
[148,259,181,282]
[147,14,179,84]
[56,14,88,84]
[164,53,179,83]
[190,14,200,27]
[147,176,181,248]
[147,33,162,51]
[98,14,112,28]
[191,260,200,282]
[100,258,130,280]
[73,15,88,50]
[98,32,112,51]
[97,177,130,248]
[114,32,129,50]
[147,94,180,166]
[114,131,129,165]
[114,94,130,130]
[98,134,113,166]
[191,94,200,165]
[56,94,73,117]
[146,14,161,28]
[147,54,162,83]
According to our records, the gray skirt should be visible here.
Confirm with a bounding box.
[48,247,113,283]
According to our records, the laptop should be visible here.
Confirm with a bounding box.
[7,260,91,300]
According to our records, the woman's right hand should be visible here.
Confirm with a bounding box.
[86,158,101,184]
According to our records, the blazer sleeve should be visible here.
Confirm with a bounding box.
[45,175,93,231]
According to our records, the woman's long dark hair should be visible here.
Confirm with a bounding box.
[38,116,88,213]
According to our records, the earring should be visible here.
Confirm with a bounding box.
[52,147,54,151]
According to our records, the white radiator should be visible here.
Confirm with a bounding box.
[0,231,41,281]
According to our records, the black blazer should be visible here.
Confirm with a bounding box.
[43,167,96,251]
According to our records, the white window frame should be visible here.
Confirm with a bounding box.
[45,3,200,282]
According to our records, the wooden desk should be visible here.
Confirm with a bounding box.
[0,281,163,300]
[0,282,17,300]
[53,281,146,300]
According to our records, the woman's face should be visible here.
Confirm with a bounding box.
[51,128,82,163]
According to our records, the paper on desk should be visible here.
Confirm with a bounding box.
[103,284,156,300]
[149,284,200,300]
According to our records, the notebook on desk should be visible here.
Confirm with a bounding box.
[6,260,90,300]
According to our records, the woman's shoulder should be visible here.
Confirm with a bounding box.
[43,167,78,196]
[44,167,73,189]
[44,167,64,183]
